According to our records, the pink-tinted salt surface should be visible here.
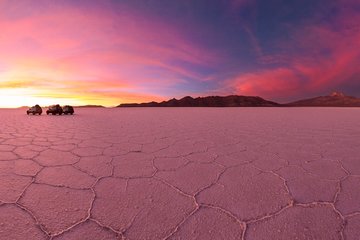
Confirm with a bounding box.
[0,107,359,239]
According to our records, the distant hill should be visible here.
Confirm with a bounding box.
[118,95,280,107]
[286,92,360,107]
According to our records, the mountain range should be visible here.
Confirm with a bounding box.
[118,92,360,107]
[285,92,360,107]
[119,95,279,107]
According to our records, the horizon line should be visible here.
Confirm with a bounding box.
[2,92,357,109]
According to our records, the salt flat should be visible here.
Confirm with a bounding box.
[0,107,359,240]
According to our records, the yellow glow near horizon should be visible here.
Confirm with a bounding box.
[0,66,166,108]
[0,87,164,108]
[0,72,122,108]
[0,61,170,107]
[0,88,84,108]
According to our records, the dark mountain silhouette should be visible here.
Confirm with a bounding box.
[118,95,280,107]
[286,92,360,107]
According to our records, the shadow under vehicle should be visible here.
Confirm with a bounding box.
[63,105,74,115]
[46,105,63,115]
[26,105,42,115]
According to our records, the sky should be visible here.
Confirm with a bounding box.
[0,0,359,107]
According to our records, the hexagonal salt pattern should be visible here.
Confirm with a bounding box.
[0,107,359,239]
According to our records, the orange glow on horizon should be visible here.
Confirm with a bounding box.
[0,87,165,108]
[0,69,166,108]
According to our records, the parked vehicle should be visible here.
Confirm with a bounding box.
[63,105,74,115]
[46,105,63,115]
[27,105,42,115]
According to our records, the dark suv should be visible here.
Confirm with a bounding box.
[46,105,63,115]
[27,105,42,115]
[63,105,74,115]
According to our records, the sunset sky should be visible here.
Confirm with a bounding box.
[0,0,359,107]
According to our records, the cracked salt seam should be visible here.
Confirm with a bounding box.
[0,108,359,239]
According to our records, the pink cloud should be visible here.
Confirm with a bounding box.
[229,68,302,99]
[227,3,360,102]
